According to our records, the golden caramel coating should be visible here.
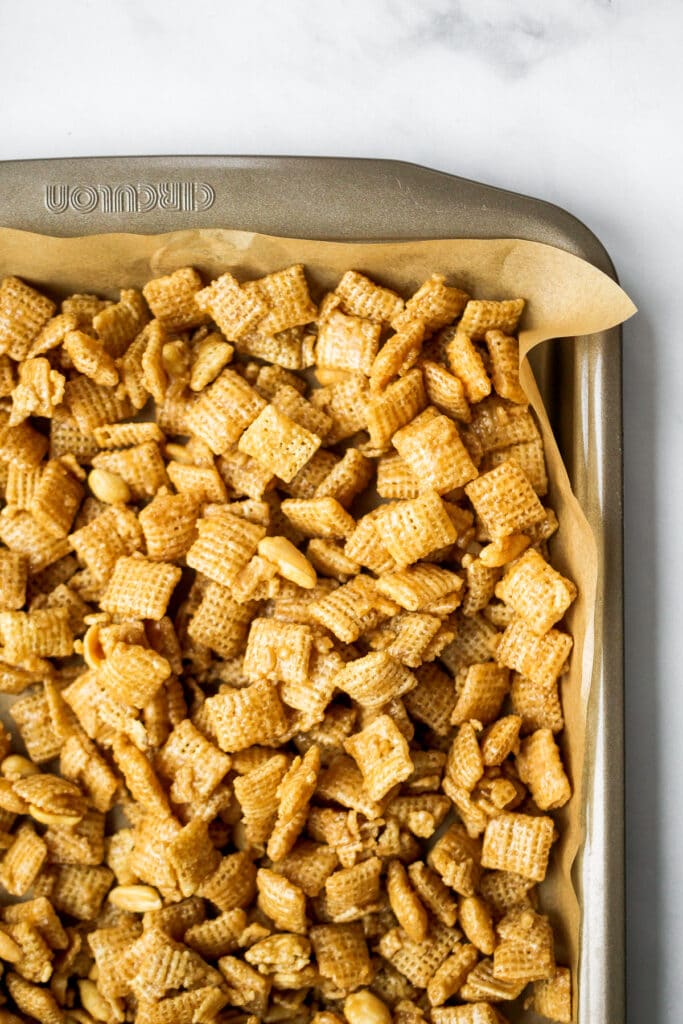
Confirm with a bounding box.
[0,267,575,1023]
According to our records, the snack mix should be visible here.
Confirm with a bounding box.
[0,265,575,1023]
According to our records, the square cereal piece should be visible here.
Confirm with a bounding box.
[257,866,307,933]
[93,421,164,449]
[0,511,69,575]
[378,920,460,988]
[10,358,65,423]
[439,613,500,674]
[0,823,47,896]
[314,448,373,508]
[404,664,457,736]
[368,611,443,668]
[91,440,168,501]
[428,823,482,896]
[101,555,181,620]
[481,812,554,882]
[185,369,267,455]
[493,907,555,983]
[29,461,84,538]
[269,383,332,440]
[375,491,457,569]
[510,673,564,734]
[51,863,114,920]
[63,375,133,434]
[0,276,56,361]
[234,753,290,845]
[335,270,404,324]
[280,497,355,539]
[157,719,231,805]
[238,404,321,483]
[142,267,209,331]
[444,328,491,404]
[306,539,360,582]
[251,264,317,335]
[310,922,373,992]
[195,850,256,912]
[139,490,199,562]
[526,966,572,1023]
[310,373,369,444]
[93,288,148,358]
[323,855,382,919]
[278,448,338,500]
[367,368,426,449]
[100,642,171,708]
[316,309,381,375]
[393,408,478,493]
[255,363,306,399]
[206,678,288,752]
[166,460,227,504]
[516,728,571,811]
[271,841,339,898]
[217,958,271,1019]
[465,461,545,540]
[243,618,313,686]
[0,550,28,610]
[280,647,343,719]
[69,505,143,582]
[495,549,577,635]
[6,463,42,510]
[370,320,425,392]
[315,754,383,820]
[267,746,320,862]
[485,330,527,404]
[60,732,118,813]
[63,328,119,387]
[376,563,462,613]
[461,555,499,617]
[422,359,471,423]
[0,409,48,468]
[186,508,265,587]
[451,663,510,725]
[344,511,397,574]
[335,651,416,708]
[469,397,539,453]
[218,448,275,500]
[184,908,245,958]
[407,862,458,928]
[0,607,73,662]
[234,324,307,370]
[167,818,221,898]
[127,927,216,1002]
[393,274,470,334]
[42,807,106,866]
[483,439,548,497]
[495,618,572,687]
[187,582,255,658]
[344,715,413,801]
[195,271,267,339]
[459,298,525,339]
[49,406,99,465]
[426,942,479,1006]
[9,689,62,763]
[376,452,421,499]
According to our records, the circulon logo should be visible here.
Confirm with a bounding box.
[44,181,215,214]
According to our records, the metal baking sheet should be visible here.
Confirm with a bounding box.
[0,156,624,1024]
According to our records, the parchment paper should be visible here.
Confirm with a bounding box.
[0,228,636,1020]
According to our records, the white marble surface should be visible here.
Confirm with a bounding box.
[0,1,680,1020]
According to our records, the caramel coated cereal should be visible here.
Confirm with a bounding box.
[0,266,576,1023]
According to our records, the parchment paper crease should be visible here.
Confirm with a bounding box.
[0,228,636,1021]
